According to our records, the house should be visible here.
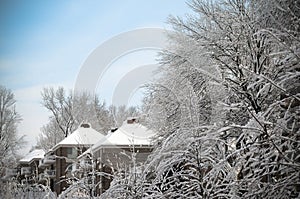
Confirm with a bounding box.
[2,168,19,182]
[39,123,105,195]
[11,118,156,197]
[18,149,45,184]
[77,118,156,195]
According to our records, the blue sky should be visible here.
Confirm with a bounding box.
[0,0,192,153]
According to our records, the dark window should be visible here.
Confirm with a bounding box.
[67,148,72,154]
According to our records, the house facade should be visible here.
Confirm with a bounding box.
[39,123,106,195]
[18,149,45,184]
[77,118,156,195]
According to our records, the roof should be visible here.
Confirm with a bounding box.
[51,124,106,151]
[91,121,156,152]
[19,149,45,164]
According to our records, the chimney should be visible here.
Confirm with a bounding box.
[80,123,91,128]
[127,117,138,124]
[111,127,118,132]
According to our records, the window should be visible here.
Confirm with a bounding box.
[67,148,72,155]
[66,147,78,159]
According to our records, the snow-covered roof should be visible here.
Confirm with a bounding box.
[51,124,106,151]
[91,121,156,152]
[19,149,45,164]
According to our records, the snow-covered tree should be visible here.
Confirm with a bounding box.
[38,87,109,151]
[36,118,65,152]
[41,87,74,138]
[139,0,300,198]
[107,105,140,128]
[0,85,25,197]
[38,86,140,151]
[0,86,24,170]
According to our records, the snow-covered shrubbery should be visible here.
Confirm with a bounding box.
[0,182,56,199]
